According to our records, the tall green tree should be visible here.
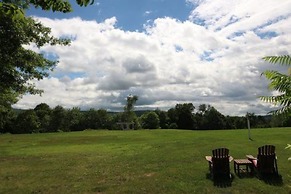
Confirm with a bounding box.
[95,109,113,129]
[123,95,138,121]
[82,108,112,130]
[0,108,16,133]
[65,107,83,131]
[82,108,99,129]
[48,105,67,132]
[167,107,177,127]
[140,111,160,129]
[195,104,211,129]
[175,103,195,129]
[34,103,51,132]
[260,55,291,115]
[124,95,138,114]
[200,106,225,130]
[120,94,140,129]
[0,0,92,113]
[154,109,169,129]
[13,109,40,134]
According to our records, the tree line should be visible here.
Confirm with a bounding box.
[1,102,290,134]
[1,1,290,134]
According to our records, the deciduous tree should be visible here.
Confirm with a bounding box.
[0,0,93,114]
[140,111,160,129]
[34,103,51,132]
[65,107,83,131]
[154,109,169,129]
[122,95,140,129]
[49,105,67,132]
[14,109,40,133]
[175,103,195,129]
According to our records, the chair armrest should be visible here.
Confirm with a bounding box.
[229,156,233,162]
[246,155,256,160]
[205,156,212,163]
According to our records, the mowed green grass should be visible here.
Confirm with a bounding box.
[0,128,290,194]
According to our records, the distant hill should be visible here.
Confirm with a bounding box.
[13,109,26,115]
[106,110,152,116]
[13,108,151,116]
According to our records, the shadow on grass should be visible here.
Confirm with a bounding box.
[206,173,234,188]
[236,171,255,179]
[259,174,283,186]
[92,186,108,193]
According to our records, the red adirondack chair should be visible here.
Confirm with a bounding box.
[247,145,278,176]
[205,148,233,179]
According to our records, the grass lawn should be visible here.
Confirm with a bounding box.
[0,128,290,193]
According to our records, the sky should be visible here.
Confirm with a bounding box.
[14,0,291,116]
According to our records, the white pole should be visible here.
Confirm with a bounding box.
[247,116,251,140]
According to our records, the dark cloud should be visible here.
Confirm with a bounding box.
[123,56,156,73]
[97,74,135,91]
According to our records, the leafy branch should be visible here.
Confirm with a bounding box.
[260,55,291,115]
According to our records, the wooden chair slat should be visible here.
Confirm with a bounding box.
[251,145,278,176]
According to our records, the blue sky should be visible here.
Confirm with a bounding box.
[28,0,194,31]
[17,0,291,116]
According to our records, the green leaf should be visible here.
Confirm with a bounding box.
[261,55,291,116]
[263,55,291,66]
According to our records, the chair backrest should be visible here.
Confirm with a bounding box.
[257,145,277,174]
[212,148,229,158]
[258,145,275,155]
[211,148,230,177]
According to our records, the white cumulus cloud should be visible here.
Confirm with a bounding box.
[14,0,291,116]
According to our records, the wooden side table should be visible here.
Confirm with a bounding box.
[234,159,253,177]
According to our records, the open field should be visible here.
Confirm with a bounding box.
[0,128,290,194]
